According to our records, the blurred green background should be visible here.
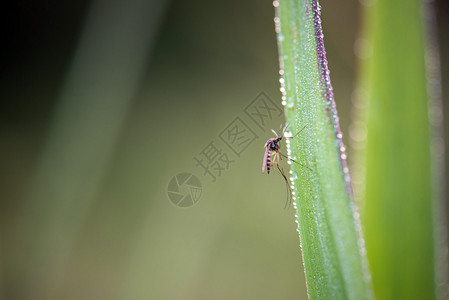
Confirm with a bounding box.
[1,0,448,299]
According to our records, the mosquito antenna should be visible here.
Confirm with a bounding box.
[280,123,290,138]
[271,129,279,137]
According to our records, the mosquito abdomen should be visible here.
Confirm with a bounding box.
[266,151,272,174]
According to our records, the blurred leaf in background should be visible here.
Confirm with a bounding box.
[352,0,448,299]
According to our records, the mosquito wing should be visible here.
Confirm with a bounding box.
[262,147,271,174]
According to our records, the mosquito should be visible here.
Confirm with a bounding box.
[262,124,310,208]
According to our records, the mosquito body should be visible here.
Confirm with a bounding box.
[262,125,308,208]
[262,133,283,175]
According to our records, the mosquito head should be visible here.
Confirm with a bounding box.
[267,137,281,151]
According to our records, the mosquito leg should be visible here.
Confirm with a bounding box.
[274,151,292,179]
[284,125,307,139]
[271,151,290,206]
[274,151,288,170]
[272,164,291,209]
[275,151,313,208]
[279,152,312,171]
[279,164,293,209]
[272,161,293,209]
[272,151,279,164]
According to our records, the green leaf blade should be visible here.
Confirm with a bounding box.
[275,0,374,299]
